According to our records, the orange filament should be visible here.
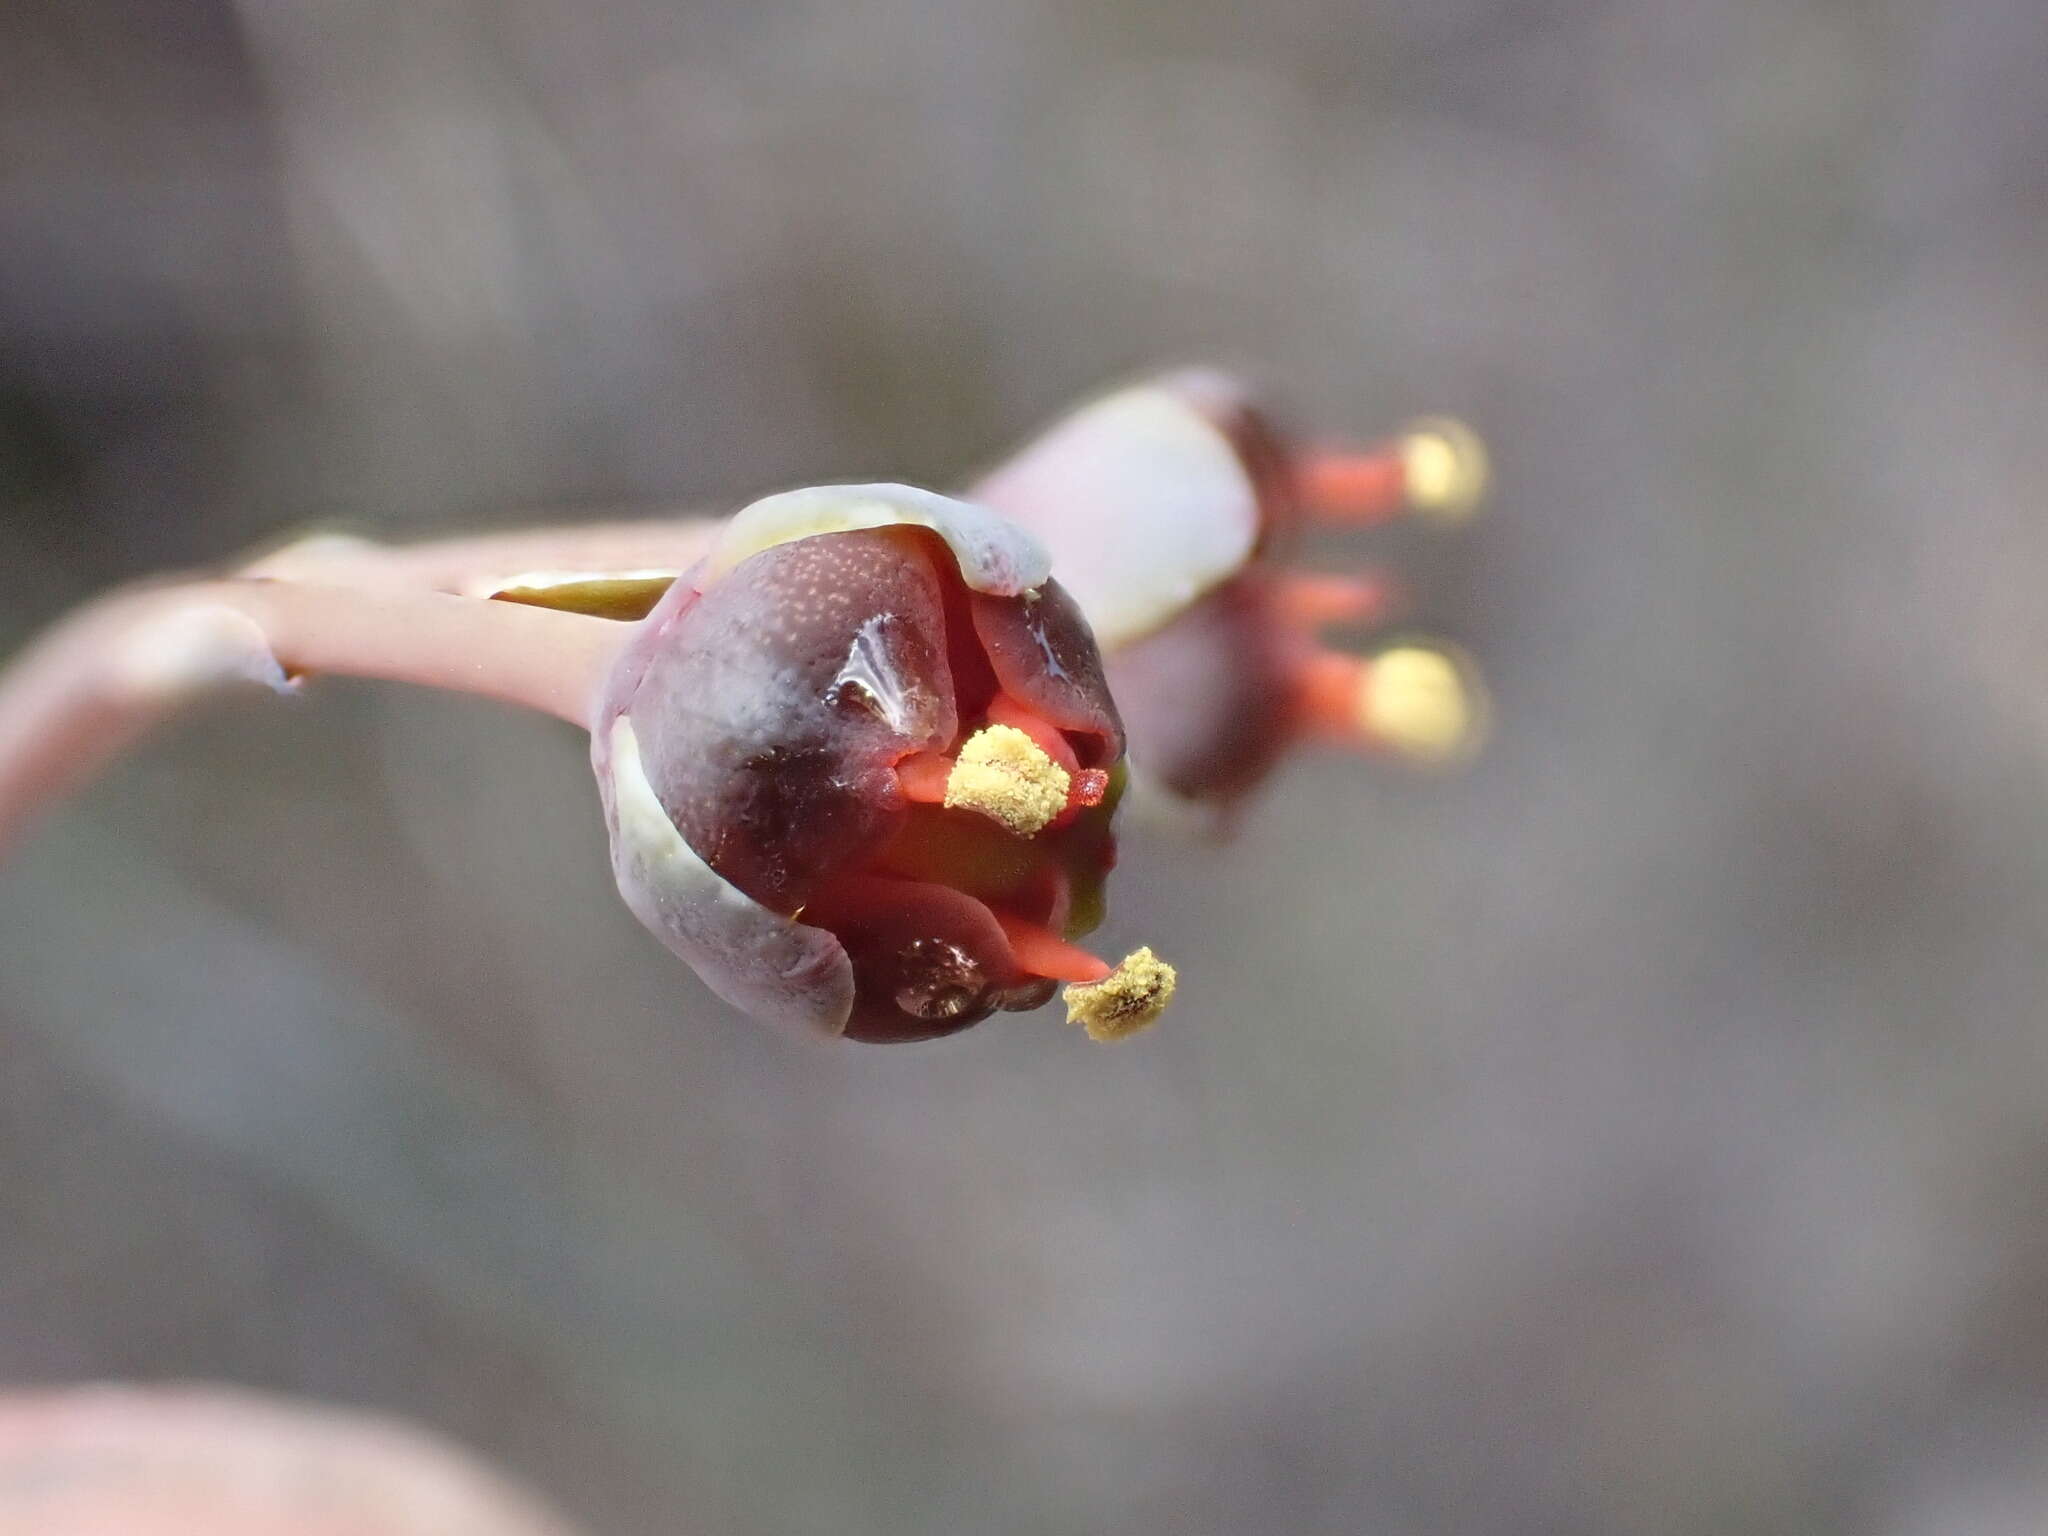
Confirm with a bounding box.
[895,751,954,804]
[994,912,1113,984]
[984,693,1080,772]
[1294,444,1408,523]
[1294,650,1371,742]
[1275,573,1391,629]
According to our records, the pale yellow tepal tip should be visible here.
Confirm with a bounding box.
[944,724,1071,837]
[1063,947,1178,1042]
[1360,645,1487,764]
[1400,418,1489,523]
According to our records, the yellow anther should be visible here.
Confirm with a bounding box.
[1399,418,1489,523]
[1063,947,1178,1042]
[943,724,1071,837]
[1360,645,1487,764]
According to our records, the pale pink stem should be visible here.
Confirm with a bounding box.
[0,579,626,852]
[241,516,723,597]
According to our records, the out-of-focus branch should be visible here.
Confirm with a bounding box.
[0,1383,585,1535]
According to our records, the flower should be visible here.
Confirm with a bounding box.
[591,484,1172,1043]
[0,482,1177,1046]
[225,365,1490,832]
[972,369,1489,819]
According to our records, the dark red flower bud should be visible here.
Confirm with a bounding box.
[592,485,1167,1042]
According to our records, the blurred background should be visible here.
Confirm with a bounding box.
[4,1,2048,1531]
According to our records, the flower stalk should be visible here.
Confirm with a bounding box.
[0,580,621,852]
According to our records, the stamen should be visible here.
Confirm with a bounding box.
[895,725,1101,827]
[994,912,1113,984]
[1295,645,1487,764]
[1295,418,1489,526]
[942,723,1071,837]
[1063,947,1178,1041]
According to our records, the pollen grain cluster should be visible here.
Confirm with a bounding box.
[1063,947,1178,1042]
[1359,646,1481,764]
[943,723,1071,837]
[1398,418,1490,523]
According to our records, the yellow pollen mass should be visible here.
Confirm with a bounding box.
[1359,646,1484,764]
[1399,417,1489,523]
[943,724,1071,837]
[1063,947,1178,1042]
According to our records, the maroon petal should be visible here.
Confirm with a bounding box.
[605,528,958,912]
[968,579,1124,766]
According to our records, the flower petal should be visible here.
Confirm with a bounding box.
[605,527,959,912]
[598,717,856,1037]
[702,483,1050,597]
[972,379,1261,650]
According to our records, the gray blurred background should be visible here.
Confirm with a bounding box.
[4,1,2048,1531]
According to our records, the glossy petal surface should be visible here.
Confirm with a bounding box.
[972,383,1259,650]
